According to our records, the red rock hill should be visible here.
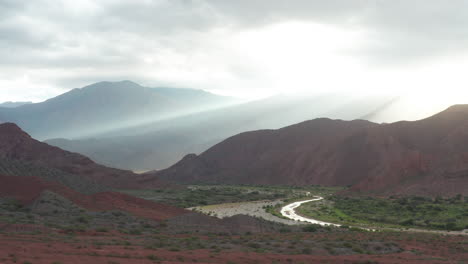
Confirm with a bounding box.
[155,106,468,196]
[0,123,161,189]
[0,123,186,220]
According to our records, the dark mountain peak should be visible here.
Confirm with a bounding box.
[0,122,30,139]
[0,122,23,131]
[424,104,468,123]
[0,122,165,189]
[442,104,468,113]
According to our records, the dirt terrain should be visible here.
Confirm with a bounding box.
[0,174,187,222]
[0,225,466,264]
[190,200,300,225]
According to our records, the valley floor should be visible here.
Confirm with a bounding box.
[190,197,468,236]
[0,225,466,264]
[1,185,466,263]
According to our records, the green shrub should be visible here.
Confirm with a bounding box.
[95,227,108,232]
[247,243,261,249]
[147,254,159,260]
[302,224,320,232]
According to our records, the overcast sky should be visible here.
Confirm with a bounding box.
[2,0,468,104]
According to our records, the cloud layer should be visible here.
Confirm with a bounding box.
[2,0,468,101]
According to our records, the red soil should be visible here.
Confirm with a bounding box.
[0,231,465,264]
[0,174,186,221]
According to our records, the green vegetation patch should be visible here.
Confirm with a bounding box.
[297,195,468,231]
[120,185,342,208]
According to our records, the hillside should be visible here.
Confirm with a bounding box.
[0,80,232,139]
[0,174,186,221]
[0,122,162,189]
[0,122,186,222]
[155,105,468,196]
[0,158,106,194]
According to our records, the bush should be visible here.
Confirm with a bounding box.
[247,243,261,249]
[302,224,320,232]
[147,254,159,260]
[75,215,90,224]
[445,222,461,231]
[400,219,414,226]
[95,227,108,232]
[129,229,142,235]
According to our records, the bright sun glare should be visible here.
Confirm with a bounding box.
[220,21,468,119]
[230,21,366,96]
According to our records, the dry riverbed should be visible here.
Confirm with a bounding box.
[191,198,468,236]
[190,200,303,225]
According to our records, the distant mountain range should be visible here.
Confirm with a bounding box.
[154,105,468,197]
[0,80,234,140]
[46,92,407,170]
[2,100,467,197]
[1,80,452,172]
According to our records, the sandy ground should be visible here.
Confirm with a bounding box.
[1,232,466,264]
[190,200,302,225]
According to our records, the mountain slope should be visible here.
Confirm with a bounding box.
[0,123,162,189]
[0,158,106,194]
[0,174,186,221]
[0,80,232,139]
[154,105,468,196]
[0,122,186,221]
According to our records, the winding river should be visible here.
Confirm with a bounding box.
[192,196,466,235]
[280,196,341,227]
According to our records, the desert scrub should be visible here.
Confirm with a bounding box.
[120,184,343,208]
[298,195,468,231]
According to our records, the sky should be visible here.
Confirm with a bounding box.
[2,0,468,105]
